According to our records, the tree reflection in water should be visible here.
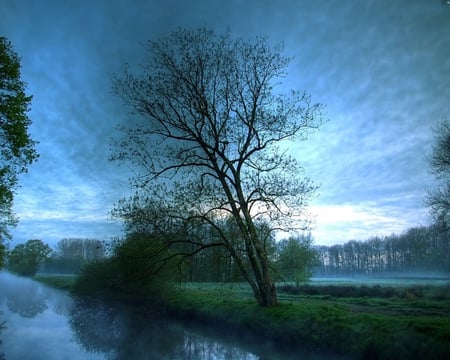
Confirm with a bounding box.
[0,316,5,360]
[4,279,48,318]
[69,297,259,360]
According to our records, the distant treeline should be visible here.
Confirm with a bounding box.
[38,224,449,280]
[40,238,105,274]
[314,225,450,276]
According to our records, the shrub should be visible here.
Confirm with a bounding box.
[73,232,180,302]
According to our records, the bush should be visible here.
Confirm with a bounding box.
[7,240,52,276]
[72,259,121,296]
[73,232,180,302]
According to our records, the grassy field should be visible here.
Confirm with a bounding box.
[34,275,450,359]
[169,282,450,359]
[33,274,78,290]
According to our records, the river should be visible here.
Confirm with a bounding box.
[0,272,345,360]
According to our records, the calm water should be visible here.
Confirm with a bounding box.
[0,272,343,360]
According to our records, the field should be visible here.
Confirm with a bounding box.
[34,275,450,359]
[172,279,450,359]
[33,273,78,290]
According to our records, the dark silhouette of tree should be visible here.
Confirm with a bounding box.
[0,37,39,249]
[0,243,5,269]
[111,28,323,306]
[7,239,51,276]
[427,119,450,230]
[0,318,5,360]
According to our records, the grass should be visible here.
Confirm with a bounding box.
[34,275,450,359]
[166,282,450,359]
[33,273,78,290]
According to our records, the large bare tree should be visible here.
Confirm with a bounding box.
[427,119,450,229]
[111,28,323,306]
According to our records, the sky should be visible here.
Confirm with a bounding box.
[1,0,449,248]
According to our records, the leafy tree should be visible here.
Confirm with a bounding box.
[74,232,179,299]
[0,37,39,254]
[276,233,318,285]
[427,119,450,229]
[112,28,323,306]
[7,239,51,276]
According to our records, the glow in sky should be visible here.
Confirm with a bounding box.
[1,0,449,246]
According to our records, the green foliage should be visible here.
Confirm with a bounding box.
[111,232,179,297]
[73,232,180,301]
[72,258,121,296]
[0,37,39,242]
[7,239,51,276]
[275,233,318,285]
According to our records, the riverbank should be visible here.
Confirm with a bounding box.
[34,275,450,360]
[164,284,450,360]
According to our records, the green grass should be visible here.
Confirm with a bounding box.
[33,274,78,290]
[167,283,450,359]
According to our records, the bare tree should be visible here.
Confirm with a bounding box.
[427,119,450,229]
[111,28,323,306]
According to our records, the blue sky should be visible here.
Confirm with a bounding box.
[1,0,449,247]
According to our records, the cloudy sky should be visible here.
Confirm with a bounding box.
[1,0,449,247]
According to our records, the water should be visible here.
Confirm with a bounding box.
[0,272,342,360]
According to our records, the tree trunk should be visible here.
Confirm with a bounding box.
[255,279,278,307]
[229,240,278,306]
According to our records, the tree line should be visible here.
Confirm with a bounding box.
[177,223,318,285]
[5,238,105,276]
[314,224,449,276]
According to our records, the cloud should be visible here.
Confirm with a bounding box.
[309,202,429,245]
[2,0,449,247]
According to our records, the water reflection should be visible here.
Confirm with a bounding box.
[2,275,47,318]
[70,297,259,359]
[0,315,6,360]
[0,272,344,360]
[0,272,102,360]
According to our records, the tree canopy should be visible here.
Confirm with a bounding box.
[7,239,51,276]
[427,119,450,229]
[0,37,39,245]
[112,28,323,306]
[276,233,318,285]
